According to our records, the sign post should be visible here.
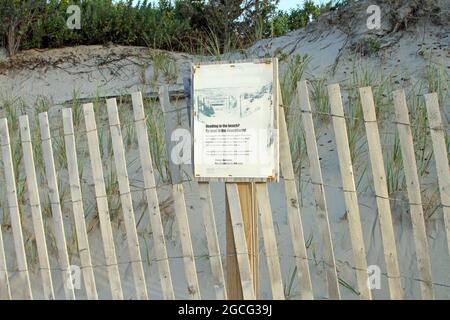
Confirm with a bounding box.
[192,59,279,299]
[226,182,259,299]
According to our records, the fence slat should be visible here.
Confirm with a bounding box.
[360,87,403,299]
[0,219,11,299]
[328,84,372,300]
[255,183,285,300]
[198,182,227,300]
[297,80,341,299]
[0,119,32,300]
[106,98,148,300]
[19,115,55,300]
[393,89,434,299]
[225,183,255,300]
[131,91,175,300]
[424,93,450,260]
[173,183,201,299]
[39,112,76,300]
[62,108,98,300]
[159,85,182,184]
[278,95,313,299]
[83,103,123,300]
[158,85,201,299]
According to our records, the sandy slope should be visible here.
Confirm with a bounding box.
[0,0,449,299]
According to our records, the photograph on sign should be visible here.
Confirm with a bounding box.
[192,59,279,181]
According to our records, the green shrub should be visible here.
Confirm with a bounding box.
[0,0,342,56]
[0,0,46,56]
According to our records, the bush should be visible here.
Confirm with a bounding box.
[266,0,329,37]
[0,0,46,56]
[18,0,192,50]
[0,0,339,56]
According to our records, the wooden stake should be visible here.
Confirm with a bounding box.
[255,182,284,299]
[393,89,434,299]
[173,183,201,299]
[62,108,98,300]
[0,118,33,300]
[39,112,76,300]
[226,182,259,299]
[19,115,55,300]
[0,215,11,300]
[131,92,175,300]
[359,87,403,299]
[424,93,450,261]
[298,80,340,299]
[198,182,227,300]
[159,85,182,184]
[328,84,372,300]
[158,85,201,299]
[83,103,123,300]
[278,89,313,300]
[106,98,148,300]
[225,183,256,300]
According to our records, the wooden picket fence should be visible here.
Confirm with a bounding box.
[0,80,448,300]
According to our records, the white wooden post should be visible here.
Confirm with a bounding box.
[0,118,32,299]
[106,98,148,300]
[425,93,450,261]
[278,88,313,300]
[159,85,182,183]
[39,112,76,300]
[254,183,285,300]
[0,216,11,300]
[131,92,175,300]
[393,89,434,299]
[83,103,123,300]
[158,86,201,299]
[298,80,340,299]
[360,87,403,299]
[225,183,256,300]
[198,182,227,300]
[62,108,98,300]
[19,115,55,300]
[328,84,372,300]
[173,184,201,299]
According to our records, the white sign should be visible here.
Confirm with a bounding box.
[192,59,279,181]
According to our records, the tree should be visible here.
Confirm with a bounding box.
[0,0,46,56]
[182,0,278,52]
